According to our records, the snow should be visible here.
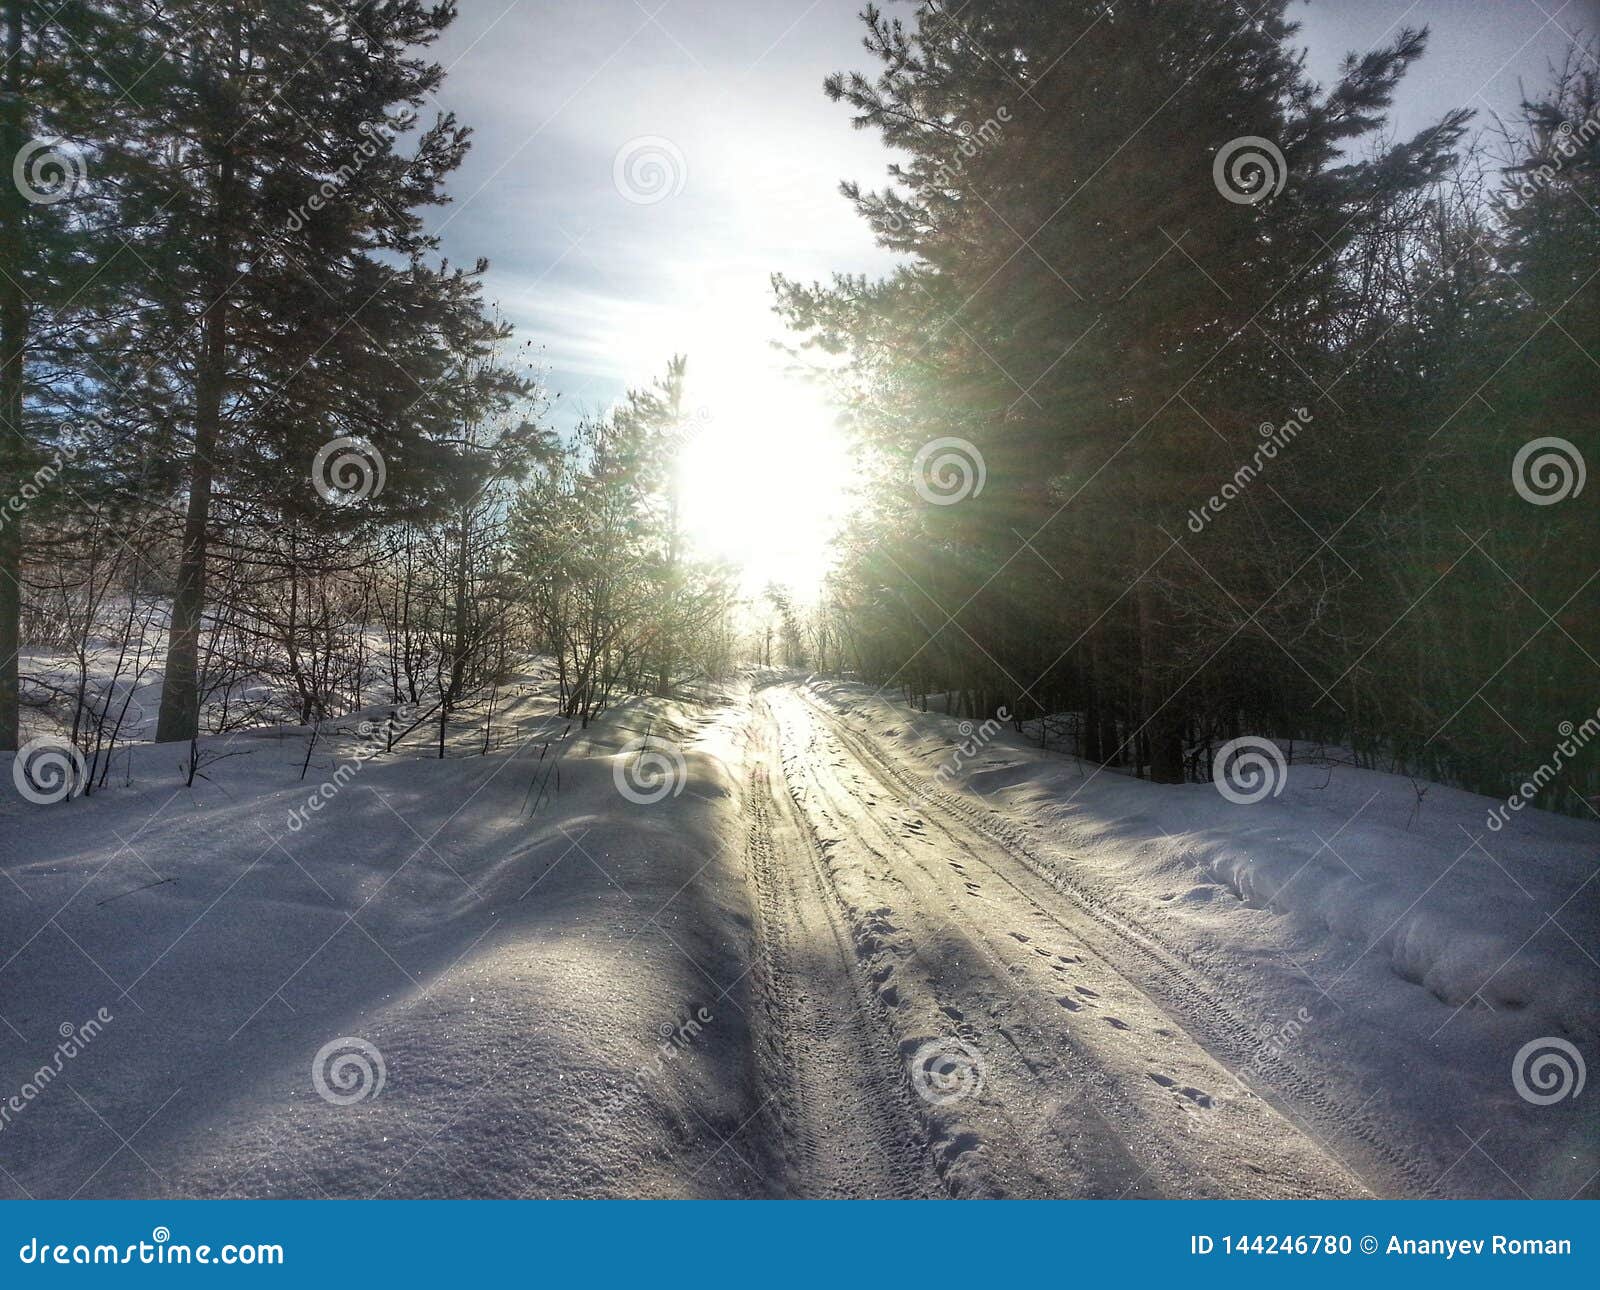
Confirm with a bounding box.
[2,667,1594,1198]
[804,678,1599,1198]
[0,676,763,1198]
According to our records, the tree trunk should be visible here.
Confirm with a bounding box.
[155,279,228,742]
[1135,493,1185,782]
[447,508,470,700]
[156,50,239,742]
[1136,573,1186,783]
[0,0,26,751]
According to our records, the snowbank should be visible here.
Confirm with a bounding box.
[0,681,763,1198]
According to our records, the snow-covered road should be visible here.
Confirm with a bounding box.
[2,674,1593,1198]
[744,682,1364,1198]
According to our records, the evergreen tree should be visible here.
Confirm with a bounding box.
[0,0,147,749]
[781,0,1468,779]
[121,0,508,742]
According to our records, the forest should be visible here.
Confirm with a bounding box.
[2,0,1595,817]
[775,4,1598,806]
[1,2,740,793]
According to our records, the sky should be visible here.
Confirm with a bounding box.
[424,0,898,423]
[415,0,1593,582]
[420,0,1590,411]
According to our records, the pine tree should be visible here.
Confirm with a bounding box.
[781,0,1467,779]
[0,0,143,749]
[125,0,506,742]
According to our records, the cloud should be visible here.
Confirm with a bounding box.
[424,0,896,420]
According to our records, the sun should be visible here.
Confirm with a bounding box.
[676,376,852,596]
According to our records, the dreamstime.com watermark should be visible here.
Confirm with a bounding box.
[593,1008,715,1123]
[12,138,88,205]
[1511,436,1585,506]
[1508,106,1600,208]
[0,1009,113,1133]
[285,118,397,231]
[931,106,1011,188]
[11,735,88,805]
[1511,1036,1585,1106]
[879,107,1011,234]
[311,435,387,506]
[0,443,80,532]
[1235,1006,1313,1088]
[912,437,986,505]
[1485,707,1600,832]
[285,706,413,832]
[908,1036,986,1106]
[1186,407,1313,534]
[613,735,687,805]
[18,1227,283,1267]
[311,1036,387,1106]
[911,708,1010,806]
[1213,135,1287,205]
[613,135,687,205]
[1212,735,1289,805]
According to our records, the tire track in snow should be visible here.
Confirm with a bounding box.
[794,683,1435,1198]
[742,725,941,1198]
[767,697,1167,1197]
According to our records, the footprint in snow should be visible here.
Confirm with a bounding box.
[1149,1074,1212,1107]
